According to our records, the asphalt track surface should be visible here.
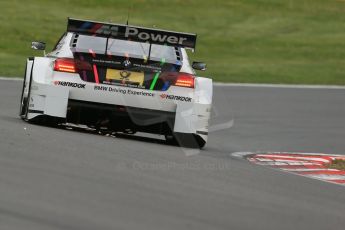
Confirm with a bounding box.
[0,79,344,230]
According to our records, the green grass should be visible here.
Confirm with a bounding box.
[1,0,345,84]
[326,159,345,170]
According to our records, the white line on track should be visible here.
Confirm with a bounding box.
[281,168,338,172]
[0,77,23,81]
[308,174,345,180]
[1,77,345,89]
[255,154,332,163]
[214,82,345,89]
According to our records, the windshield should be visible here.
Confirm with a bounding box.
[74,35,178,62]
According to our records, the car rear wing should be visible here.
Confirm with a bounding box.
[67,18,197,49]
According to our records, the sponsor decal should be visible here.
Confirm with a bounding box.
[127,89,154,97]
[29,97,35,108]
[67,19,196,48]
[125,27,188,45]
[133,63,161,71]
[94,85,155,97]
[92,59,121,65]
[103,81,146,89]
[95,24,119,37]
[94,85,126,95]
[120,70,131,80]
[160,94,192,102]
[54,81,86,89]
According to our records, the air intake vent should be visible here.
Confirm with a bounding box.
[71,34,79,48]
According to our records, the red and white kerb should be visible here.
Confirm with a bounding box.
[246,152,345,186]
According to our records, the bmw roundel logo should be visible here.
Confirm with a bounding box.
[123,60,131,68]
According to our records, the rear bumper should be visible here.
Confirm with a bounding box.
[25,57,212,143]
[67,99,176,135]
[27,80,211,140]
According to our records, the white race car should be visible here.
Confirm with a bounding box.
[20,18,212,148]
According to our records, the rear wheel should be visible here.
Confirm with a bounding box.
[19,97,28,119]
[29,115,63,128]
[20,62,30,120]
[19,76,28,120]
[166,133,206,149]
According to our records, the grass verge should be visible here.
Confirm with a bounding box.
[1,0,345,84]
[326,159,345,170]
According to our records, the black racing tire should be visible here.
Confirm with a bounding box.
[166,133,206,149]
[165,134,178,146]
[19,97,28,119]
[19,67,28,119]
[29,115,63,128]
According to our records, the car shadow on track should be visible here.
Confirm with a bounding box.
[19,116,172,147]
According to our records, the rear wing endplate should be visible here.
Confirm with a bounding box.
[67,18,197,49]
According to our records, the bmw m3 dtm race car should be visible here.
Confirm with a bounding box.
[20,18,212,148]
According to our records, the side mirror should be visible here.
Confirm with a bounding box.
[31,41,46,50]
[192,61,207,71]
